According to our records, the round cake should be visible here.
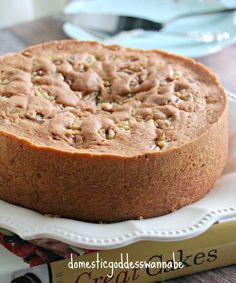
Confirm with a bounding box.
[0,40,228,222]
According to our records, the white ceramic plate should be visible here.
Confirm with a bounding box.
[0,93,235,250]
[63,0,236,58]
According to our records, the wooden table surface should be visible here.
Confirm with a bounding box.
[0,17,236,283]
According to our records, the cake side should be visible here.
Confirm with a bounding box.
[0,101,228,222]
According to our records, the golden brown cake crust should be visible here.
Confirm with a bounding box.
[0,40,228,222]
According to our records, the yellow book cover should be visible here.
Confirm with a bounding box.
[12,219,236,283]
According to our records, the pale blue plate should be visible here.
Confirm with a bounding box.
[63,0,236,58]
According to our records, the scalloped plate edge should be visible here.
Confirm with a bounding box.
[0,204,236,250]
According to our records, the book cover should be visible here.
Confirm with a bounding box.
[11,218,236,283]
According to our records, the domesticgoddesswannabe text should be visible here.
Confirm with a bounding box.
[68,252,185,277]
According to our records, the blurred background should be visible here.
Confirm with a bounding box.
[0,0,236,57]
[0,0,68,28]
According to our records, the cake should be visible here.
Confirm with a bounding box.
[0,40,228,222]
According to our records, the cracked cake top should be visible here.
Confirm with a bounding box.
[0,40,226,156]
